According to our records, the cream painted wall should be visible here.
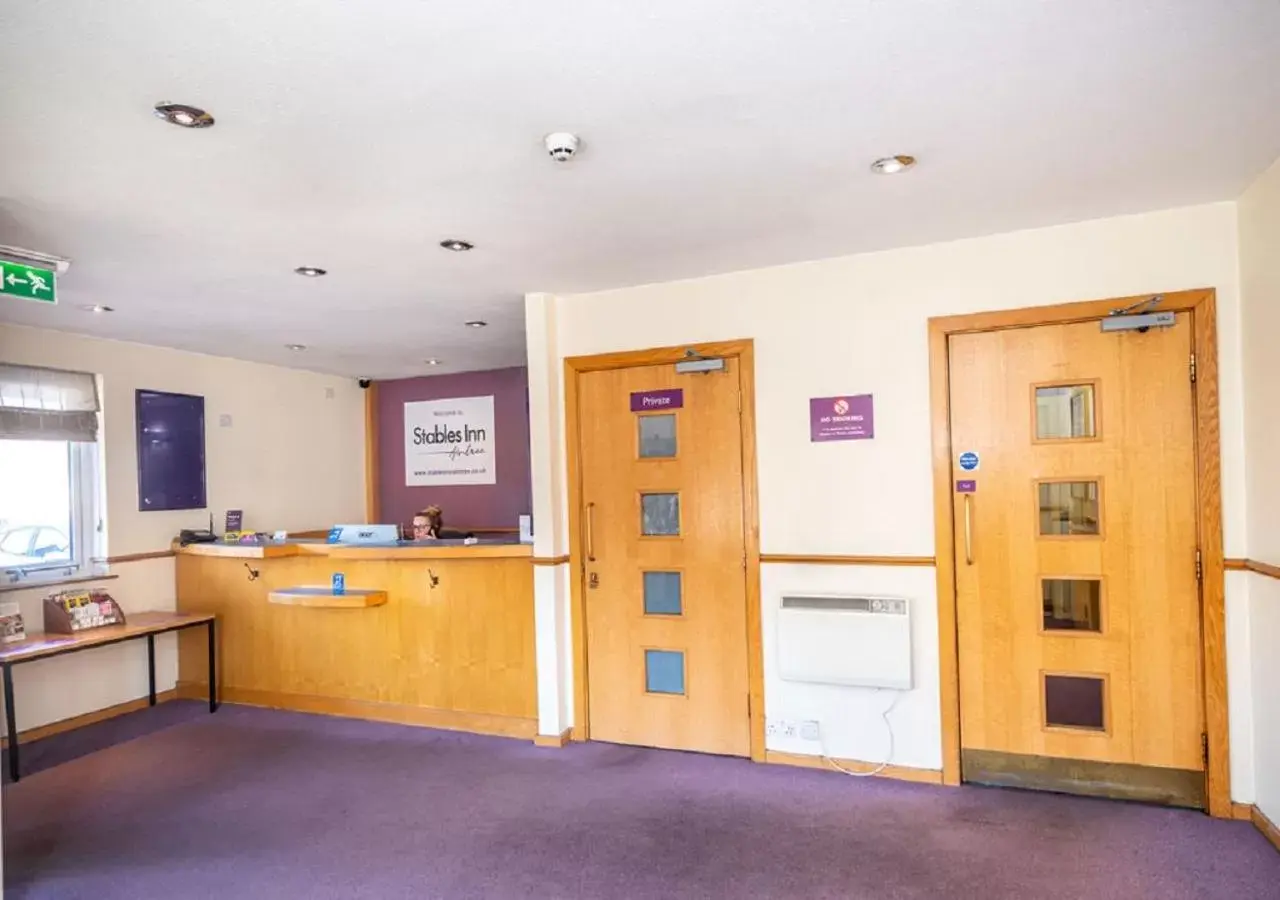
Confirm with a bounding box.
[1239,157,1280,824]
[0,323,365,734]
[530,201,1254,789]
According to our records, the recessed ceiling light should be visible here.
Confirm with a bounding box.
[285,343,307,351]
[425,358,442,366]
[294,266,327,277]
[80,304,114,313]
[153,103,215,129]
[870,155,916,175]
[464,320,487,328]
[439,239,474,252]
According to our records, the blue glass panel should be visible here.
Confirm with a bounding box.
[643,571,683,615]
[644,649,685,695]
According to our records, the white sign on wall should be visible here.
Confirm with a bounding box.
[404,395,497,486]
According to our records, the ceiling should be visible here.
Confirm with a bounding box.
[2,1,1279,378]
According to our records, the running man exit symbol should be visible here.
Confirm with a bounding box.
[0,262,56,304]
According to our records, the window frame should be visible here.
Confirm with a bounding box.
[2,439,104,588]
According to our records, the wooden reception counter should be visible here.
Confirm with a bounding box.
[175,540,537,738]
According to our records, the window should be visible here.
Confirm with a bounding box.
[0,365,103,586]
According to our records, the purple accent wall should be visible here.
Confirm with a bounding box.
[377,367,531,530]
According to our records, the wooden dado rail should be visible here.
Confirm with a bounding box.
[760,554,935,566]
[113,550,940,567]
[109,550,1280,575]
[1225,558,1280,579]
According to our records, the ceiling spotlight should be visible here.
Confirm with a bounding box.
[425,358,442,366]
[153,103,215,129]
[285,343,307,351]
[464,320,487,328]
[870,155,916,175]
[294,266,327,277]
[440,239,474,252]
[80,304,114,313]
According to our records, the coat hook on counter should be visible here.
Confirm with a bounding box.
[428,569,439,589]
[245,563,259,582]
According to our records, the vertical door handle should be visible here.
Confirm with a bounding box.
[963,494,974,566]
[586,502,596,562]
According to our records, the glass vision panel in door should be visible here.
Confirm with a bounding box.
[1043,674,1106,732]
[643,571,683,615]
[1038,481,1100,535]
[638,414,677,458]
[641,493,680,536]
[644,650,686,695]
[1042,579,1102,632]
[1035,384,1096,439]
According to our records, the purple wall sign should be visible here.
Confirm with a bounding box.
[810,394,874,442]
[955,480,977,493]
[376,367,531,530]
[630,388,684,412]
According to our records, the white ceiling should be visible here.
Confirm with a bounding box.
[2,1,1279,378]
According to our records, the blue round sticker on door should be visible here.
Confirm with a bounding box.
[958,451,980,472]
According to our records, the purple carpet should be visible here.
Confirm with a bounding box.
[3,702,1277,899]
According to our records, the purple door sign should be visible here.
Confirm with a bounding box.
[630,389,684,412]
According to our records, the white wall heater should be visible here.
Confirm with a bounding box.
[777,594,913,690]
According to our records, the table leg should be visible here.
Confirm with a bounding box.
[4,663,18,782]
[207,620,218,713]
[147,634,157,706]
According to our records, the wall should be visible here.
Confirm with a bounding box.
[528,202,1253,783]
[1239,156,1280,825]
[0,323,365,734]
[376,367,532,530]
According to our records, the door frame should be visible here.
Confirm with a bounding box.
[563,338,765,760]
[928,288,1231,816]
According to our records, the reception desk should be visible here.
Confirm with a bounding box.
[175,539,537,739]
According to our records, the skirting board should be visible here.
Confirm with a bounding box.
[532,728,573,748]
[1253,805,1280,854]
[1,689,178,748]
[765,749,944,785]
[175,683,537,740]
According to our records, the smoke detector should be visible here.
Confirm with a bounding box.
[544,132,581,162]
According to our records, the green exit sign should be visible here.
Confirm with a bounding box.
[0,261,57,304]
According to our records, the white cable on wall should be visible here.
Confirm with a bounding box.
[820,688,902,778]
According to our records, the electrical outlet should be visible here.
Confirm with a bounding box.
[799,720,821,741]
[766,718,799,739]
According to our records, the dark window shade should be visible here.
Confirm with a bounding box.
[136,390,206,511]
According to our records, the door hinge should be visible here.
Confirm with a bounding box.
[1202,732,1209,765]
[737,391,742,414]
[1195,550,1203,583]
[741,552,747,571]
[1190,353,1197,384]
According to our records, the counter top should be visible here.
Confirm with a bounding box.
[177,538,532,560]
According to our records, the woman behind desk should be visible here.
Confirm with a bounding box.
[411,506,474,541]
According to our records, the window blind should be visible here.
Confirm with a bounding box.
[0,363,100,442]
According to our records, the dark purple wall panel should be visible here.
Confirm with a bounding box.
[376,367,531,530]
[136,389,207,512]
